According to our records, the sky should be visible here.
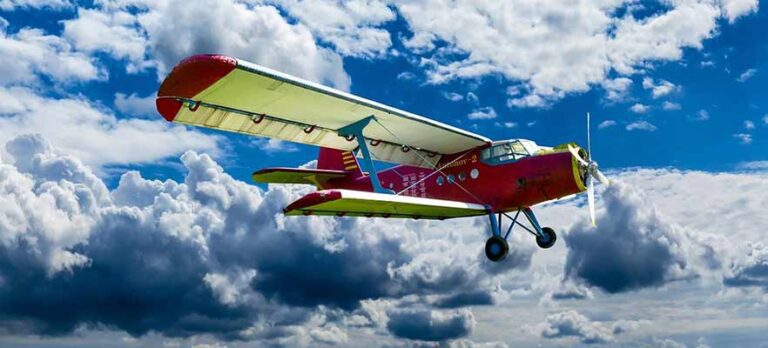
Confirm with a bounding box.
[0,0,767,347]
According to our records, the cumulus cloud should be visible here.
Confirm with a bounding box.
[598,120,617,129]
[662,101,682,111]
[114,92,156,117]
[386,308,475,341]
[0,0,68,11]
[724,243,768,290]
[642,77,680,99]
[563,182,706,293]
[393,0,740,106]
[467,107,497,120]
[0,24,103,86]
[532,310,613,344]
[630,103,650,114]
[0,87,219,170]
[60,0,350,89]
[626,120,657,131]
[0,135,530,341]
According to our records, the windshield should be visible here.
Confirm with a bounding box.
[481,139,533,164]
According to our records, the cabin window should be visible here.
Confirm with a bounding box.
[436,176,445,186]
[480,140,531,164]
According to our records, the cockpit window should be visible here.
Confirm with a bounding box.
[480,140,531,164]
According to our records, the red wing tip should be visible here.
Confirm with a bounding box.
[156,54,238,121]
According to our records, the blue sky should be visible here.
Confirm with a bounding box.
[1,1,768,347]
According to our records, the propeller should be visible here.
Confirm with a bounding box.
[567,112,610,227]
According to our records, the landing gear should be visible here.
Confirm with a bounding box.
[484,207,557,261]
[536,227,557,249]
[485,235,509,261]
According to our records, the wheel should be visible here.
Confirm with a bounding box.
[485,235,509,262]
[536,227,557,249]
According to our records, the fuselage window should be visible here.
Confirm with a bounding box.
[437,176,445,186]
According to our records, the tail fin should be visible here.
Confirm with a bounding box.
[318,147,363,177]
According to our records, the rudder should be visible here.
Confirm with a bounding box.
[318,147,362,177]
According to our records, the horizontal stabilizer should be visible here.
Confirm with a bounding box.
[252,168,348,185]
[284,189,487,220]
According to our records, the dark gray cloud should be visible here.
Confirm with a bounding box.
[0,135,530,342]
[564,182,697,293]
[386,308,475,342]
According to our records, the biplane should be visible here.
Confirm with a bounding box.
[156,55,609,262]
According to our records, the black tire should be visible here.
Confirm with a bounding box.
[536,227,557,249]
[485,235,509,262]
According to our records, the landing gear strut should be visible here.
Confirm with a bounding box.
[484,207,557,262]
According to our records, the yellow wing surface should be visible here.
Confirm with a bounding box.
[156,55,490,168]
[284,189,488,220]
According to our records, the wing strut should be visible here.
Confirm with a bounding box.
[337,116,393,194]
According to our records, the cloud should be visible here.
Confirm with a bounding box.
[662,101,681,111]
[642,77,680,99]
[0,87,219,170]
[763,114,768,125]
[394,0,741,107]
[626,120,657,131]
[532,310,613,344]
[0,24,103,86]
[720,0,759,22]
[433,290,496,308]
[114,92,156,117]
[602,77,633,103]
[694,109,710,121]
[0,135,530,341]
[736,68,757,82]
[724,243,768,290]
[564,182,702,293]
[630,103,650,114]
[386,308,475,341]
[442,91,464,102]
[467,106,497,120]
[733,133,752,145]
[266,0,395,58]
[60,0,350,90]
[0,0,68,11]
[251,138,299,154]
[737,161,768,171]
[598,120,616,129]
[744,120,755,129]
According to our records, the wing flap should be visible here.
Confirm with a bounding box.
[283,189,487,220]
[252,168,348,185]
[157,55,491,168]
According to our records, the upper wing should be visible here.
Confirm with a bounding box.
[284,189,488,220]
[156,55,490,168]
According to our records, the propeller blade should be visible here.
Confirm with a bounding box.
[567,144,589,166]
[587,175,596,227]
[592,169,610,186]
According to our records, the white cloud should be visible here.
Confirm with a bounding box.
[394,0,735,107]
[0,0,68,11]
[62,8,149,73]
[598,120,616,129]
[266,0,395,58]
[695,109,710,121]
[662,101,681,111]
[733,133,752,145]
[0,25,103,86]
[737,161,768,171]
[630,103,650,114]
[736,68,757,82]
[763,114,768,125]
[720,0,759,23]
[744,120,755,129]
[532,310,614,344]
[626,120,657,131]
[442,91,463,102]
[60,0,351,90]
[467,106,497,120]
[0,87,219,170]
[602,77,633,103]
[642,77,679,98]
[114,92,156,117]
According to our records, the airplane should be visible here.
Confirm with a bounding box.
[155,54,609,262]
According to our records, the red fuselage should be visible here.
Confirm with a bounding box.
[320,146,587,212]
